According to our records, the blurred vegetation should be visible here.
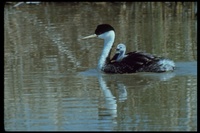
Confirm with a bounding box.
[5,2,197,15]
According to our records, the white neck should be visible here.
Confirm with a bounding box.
[116,51,125,62]
[97,31,115,71]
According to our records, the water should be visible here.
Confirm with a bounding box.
[4,2,197,131]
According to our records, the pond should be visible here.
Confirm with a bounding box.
[4,2,197,131]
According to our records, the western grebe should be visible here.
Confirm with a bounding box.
[82,24,175,74]
[110,43,127,62]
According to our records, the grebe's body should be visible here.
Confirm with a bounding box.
[82,24,175,74]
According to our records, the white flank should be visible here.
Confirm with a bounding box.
[158,59,175,71]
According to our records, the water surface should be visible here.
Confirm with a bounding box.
[4,2,197,131]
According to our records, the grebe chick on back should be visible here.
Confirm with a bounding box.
[111,43,127,62]
[82,24,175,74]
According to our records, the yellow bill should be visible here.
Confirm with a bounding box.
[82,34,97,40]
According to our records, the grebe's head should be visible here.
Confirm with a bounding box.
[116,43,126,54]
[82,24,115,40]
[114,43,126,62]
